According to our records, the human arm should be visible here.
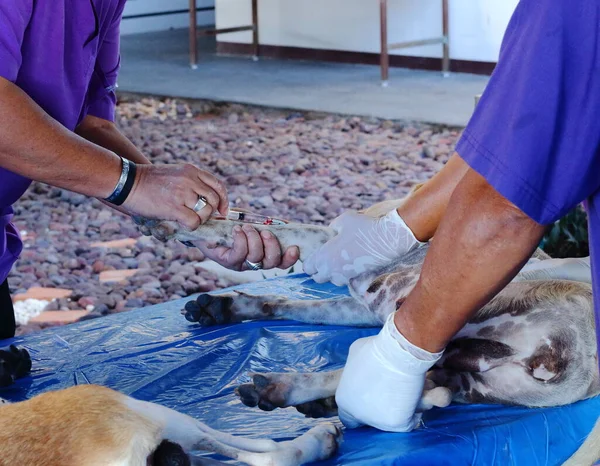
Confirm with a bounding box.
[397,152,470,242]
[334,168,547,431]
[0,76,121,199]
[395,169,546,352]
[0,77,227,228]
[75,115,150,165]
[75,113,300,269]
[75,12,296,269]
[75,115,154,217]
[334,0,600,431]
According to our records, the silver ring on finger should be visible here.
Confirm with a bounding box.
[194,195,208,212]
[244,259,263,271]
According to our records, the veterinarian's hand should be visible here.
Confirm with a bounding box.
[122,163,229,230]
[335,314,442,432]
[304,209,424,286]
[192,224,300,271]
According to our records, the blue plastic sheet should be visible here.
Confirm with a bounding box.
[2,274,599,465]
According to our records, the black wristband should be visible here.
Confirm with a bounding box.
[106,159,137,206]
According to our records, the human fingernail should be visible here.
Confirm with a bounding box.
[234,225,242,234]
[262,230,273,239]
[242,224,254,233]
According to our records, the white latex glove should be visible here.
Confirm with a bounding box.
[303,209,424,286]
[335,313,443,432]
[513,257,591,284]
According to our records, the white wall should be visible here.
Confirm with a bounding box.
[215,0,518,62]
[121,0,215,35]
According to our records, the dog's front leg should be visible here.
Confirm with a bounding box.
[136,217,335,262]
[183,293,381,327]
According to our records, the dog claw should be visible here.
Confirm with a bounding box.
[236,384,260,407]
[257,399,276,411]
[133,217,175,242]
[183,301,203,322]
[184,310,201,323]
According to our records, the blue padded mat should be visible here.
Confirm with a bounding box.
[2,274,599,465]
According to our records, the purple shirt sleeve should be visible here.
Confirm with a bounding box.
[86,3,125,122]
[455,0,600,225]
[0,1,33,82]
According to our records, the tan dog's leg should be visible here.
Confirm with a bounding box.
[125,395,342,466]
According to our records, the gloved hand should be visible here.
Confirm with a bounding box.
[335,314,443,432]
[514,257,591,284]
[303,209,424,286]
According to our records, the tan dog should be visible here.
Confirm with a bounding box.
[0,384,340,466]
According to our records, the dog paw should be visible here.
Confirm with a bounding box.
[236,373,295,411]
[0,345,32,387]
[295,397,338,419]
[299,423,342,461]
[182,293,235,326]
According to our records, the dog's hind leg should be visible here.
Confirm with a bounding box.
[183,293,382,327]
[236,369,451,418]
[236,370,343,415]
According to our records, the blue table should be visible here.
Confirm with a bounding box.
[3,274,598,465]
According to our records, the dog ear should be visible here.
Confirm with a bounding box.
[152,440,191,466]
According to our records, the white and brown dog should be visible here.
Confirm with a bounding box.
[136,190,600,466]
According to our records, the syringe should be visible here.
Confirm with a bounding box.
[220,210,288,226]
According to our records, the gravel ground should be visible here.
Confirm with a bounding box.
[9,96,460,335]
